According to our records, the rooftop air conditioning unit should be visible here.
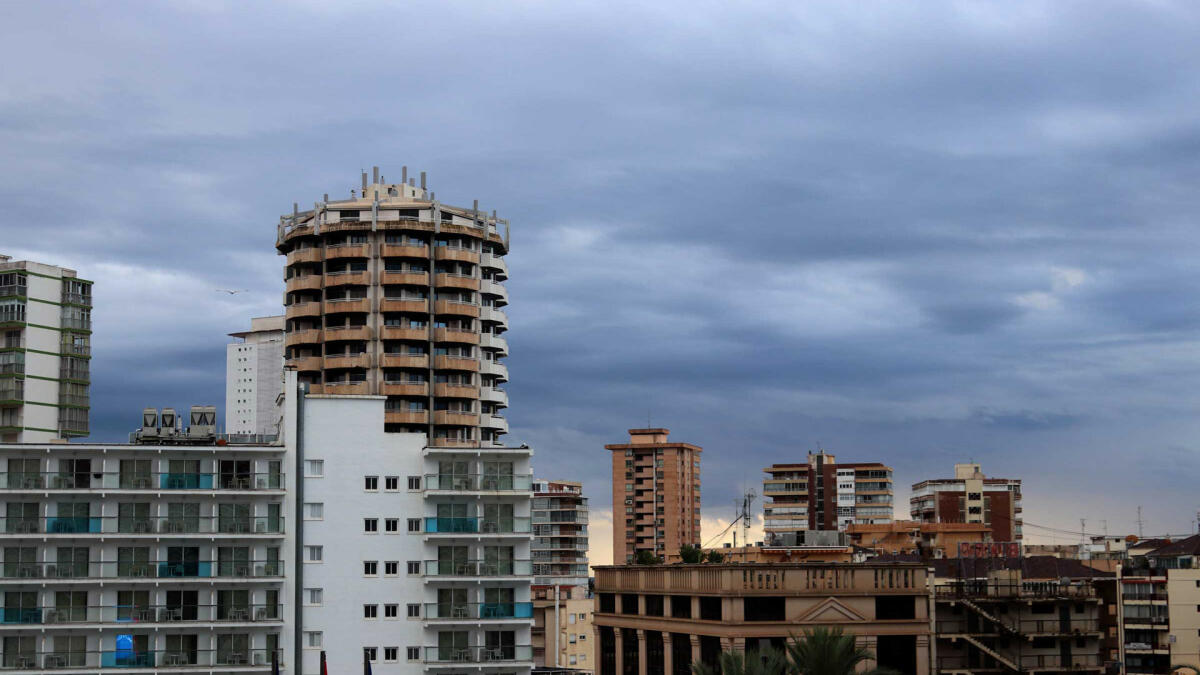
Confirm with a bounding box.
[160,408,180,440]
[141,408,159,440]
[187,405,217,440]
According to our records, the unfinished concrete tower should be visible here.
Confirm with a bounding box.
[275,167,510,446]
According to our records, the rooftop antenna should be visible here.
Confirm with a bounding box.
[1136,505,1144,539]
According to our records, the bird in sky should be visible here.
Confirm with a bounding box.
[216,289,250,295]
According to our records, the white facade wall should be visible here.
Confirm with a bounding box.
[226,317,285,437]
[227,343,261,434]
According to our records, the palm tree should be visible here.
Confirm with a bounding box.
[692,648,789,675]
[785,627,898,675]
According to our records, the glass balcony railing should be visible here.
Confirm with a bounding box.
[423,473,533,491]
[0,516,285,535]
[424,602,533,620]
[0,471,283,490]
[422,559,532,577]
[424,517,530,534]
[0,603,281,625]
[0,559,282,581]
[423,645,533,664]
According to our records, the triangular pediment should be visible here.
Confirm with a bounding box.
[794,597,868,623]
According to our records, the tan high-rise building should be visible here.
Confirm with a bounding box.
[275,166,510,446]
[605,428,701,564]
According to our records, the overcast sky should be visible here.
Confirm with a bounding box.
[4,1,1200,564]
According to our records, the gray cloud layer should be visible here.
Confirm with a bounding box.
[4,1,1200,552]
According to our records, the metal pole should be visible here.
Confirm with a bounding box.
[553,584,560,667]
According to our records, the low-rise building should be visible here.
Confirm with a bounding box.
[592,562,933,675]
[846,521,991,558]
[930,556,1114,674]
[762,451,894,541]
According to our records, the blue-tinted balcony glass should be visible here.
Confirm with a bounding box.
[156,562,211,578]
[424,517,479,533]
[480,602,533,619]
[160,473,213,489]
[47,517,102,533]
[1,607,41,624]
[101,651,155,668]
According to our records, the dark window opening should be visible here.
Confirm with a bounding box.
[744,596,785,622]
[876,595,916,620]
[699,597,722,621]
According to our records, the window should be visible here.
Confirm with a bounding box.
[407,518,421,532]
[304,503,324,520]
[364,518,378,533]
[385,476,399,491]
[385,604,398,618]
[385,518,399,533]
[305,588,323,605]
[305,546,323,562]
[305,632,323,648]
[384,647,398,662]
[304,460,324,477]
[407,476,421,490]
[407,561,421,575]
[364,605,378,619]
[364,647,377,661]
[407,603,420,618]
[384,561,399,576]
[407,647,420,661]
[364,561,378,576]
[365,476,379,491]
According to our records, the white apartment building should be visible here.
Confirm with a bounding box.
[0,255,92,443]
[530,480,589,669]
[0,418,291,671]
[294,383,534,674]
[226,316,285,436]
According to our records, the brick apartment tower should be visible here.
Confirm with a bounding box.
[275,166,510,446]
[910,462,1023,541]
[606,429,701,563]
[762,451,893,544]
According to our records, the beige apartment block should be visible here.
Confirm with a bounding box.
[605,429,701,564]
[1122,535,1200,674]
[593,562,933,675]
[0,255,91,442]
[275,166,510,447]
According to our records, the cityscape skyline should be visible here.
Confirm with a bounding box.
[6,2,1200,565]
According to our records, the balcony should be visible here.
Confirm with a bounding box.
[433,410,479,426]
[381,270,430,286]
[434,327,480,345]
[1,648,282,669]
[435,299,480,318]
[380,353,429,369]
[0,285,26,299]
[285,329,323,347]
[288,355,323,372]
[2,603,281,626]
[316,381,371,395]
[424,473,533,492]
[0,559,281,582]
[481,416,508,433]
[324,270,370,287]
[380,326,428,341]
[480,252,508,275]
[324,243,370,259]
[0,515,284,536]
[285,274,323,292]
[433,246,481,264]
[424,516,531,535]
[479,333,508,353]
[384,410,429,425]
[423,559,532,577]
[435,273,480,291]
[436,355,479,372]
[479,360,508,380]
[480,280,508,303]
[381,382,428,396]
[323,354,370,370]
[481,387,508,406]
[323,325,372,341]
[381,243,429,258]
[60,342,90,357]
[479,306,508,325]
[287,247,324,265]
[323,298,369,314]
[0,381,22,402]
[379,298,428,313]
[434,383,479,398]
[424,645,532,665]
[425,602,533,620]
[285,301,321,320]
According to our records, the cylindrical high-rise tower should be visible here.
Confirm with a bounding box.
[275,167,510,447]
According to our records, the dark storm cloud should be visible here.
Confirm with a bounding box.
[4,1,1200,558]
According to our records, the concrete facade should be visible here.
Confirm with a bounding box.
[605,429,701,564]
[531,479,589,669]
[0,255,92,443]
[226,316,285,436]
